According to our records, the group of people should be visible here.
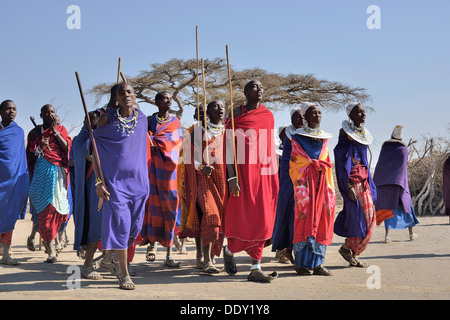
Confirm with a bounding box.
[0,78,439,291]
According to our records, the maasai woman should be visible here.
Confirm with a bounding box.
[140,91,183,268]
[94,83,149,290]
[288,102,335,276]
[222,80,279,283]
[27,104,71,263]
[272,108,304,264]
[374,125,419,243]
[180,100,226,273]
[334,103,376,268]
[0,100,29,266]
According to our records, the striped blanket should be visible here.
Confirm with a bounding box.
[140,114,183,248]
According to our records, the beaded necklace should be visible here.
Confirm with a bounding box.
[206,122,224,139]
[116,108,138,136]
[156,113,170,125]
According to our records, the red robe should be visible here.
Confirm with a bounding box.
[223,105,279,260]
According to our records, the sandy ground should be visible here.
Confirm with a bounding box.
[1,212,449,301]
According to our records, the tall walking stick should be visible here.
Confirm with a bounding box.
[117,57,122,84]
[201,58,209,166]
[195,26,201,126]
[75,71,106,210]
[226,45,239,186]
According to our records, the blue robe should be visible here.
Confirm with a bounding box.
[70,127,102,250]
[334,131,377,239]
[0,122,29,233]
[271,136,295,251]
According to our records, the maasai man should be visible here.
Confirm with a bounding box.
[94,83,149,290]
[27,104,72,263]
[140,91,183,267]
[288,102,335,276]
[0,100,29,266]
[70,110,103,279]
[272,108,304,264]
[334,103,376,268]
[223,80,279,283]
[374,125,419,243]
[444,156,450,223]
[180,100,226,273]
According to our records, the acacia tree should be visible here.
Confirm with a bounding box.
[408,135,449,215]
[89,58,372,119]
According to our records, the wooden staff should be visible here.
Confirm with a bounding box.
[75,71,106,210]
[195,26,201,126]
[120,71,127,83]
[30,116,37,127]
[117,57,122,84]
[226,45,239,185]
[201,58,209,166]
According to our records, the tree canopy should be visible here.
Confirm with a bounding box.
[89,58,372,119]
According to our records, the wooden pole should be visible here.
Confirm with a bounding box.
[117,57,122,84]
[120,71,127,83]
[226,45,239,185]
[195,26,200,127]
[30,116,37,128]
[201,58,209,166]
[75,71,106,210]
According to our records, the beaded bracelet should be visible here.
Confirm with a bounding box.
[95,177,102,186]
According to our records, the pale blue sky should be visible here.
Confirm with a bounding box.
[0,0,449,165]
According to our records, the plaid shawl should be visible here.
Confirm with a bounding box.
[179,126,226,255]
[344,164,376,255]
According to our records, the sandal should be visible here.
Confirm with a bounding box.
[164,256,181,268]
[202,261,221,274]
[247,269,278,283]
[409,233,417,241]
[100,258,120,275]
[146,244,157,262]
[0,256,21,266]
[280,248,294,264]
[223,246,237,275]
[384,236,391,244]
[294,265,312,275]
[353,259,368,268]
[45,255,57,263]
[82,265,103,280]
[338,245,357,266]
[313,265,333,276]
[117,274,135,290]
[27,236,36,252]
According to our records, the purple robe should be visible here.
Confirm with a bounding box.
[94,108,150,250]
[333,130,377,239]
[373,141,412,213]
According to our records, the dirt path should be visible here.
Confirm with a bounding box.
[1,214,449,300]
